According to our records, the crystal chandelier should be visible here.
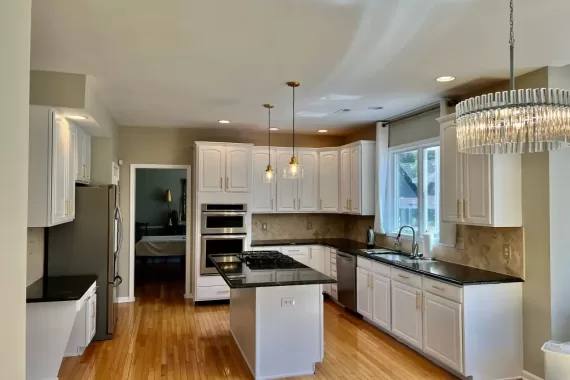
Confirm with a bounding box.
[283,81,303,179]
[262,103,275,183]
[456,0,570,154]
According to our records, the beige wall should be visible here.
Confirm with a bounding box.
[117,126,345,297]
[388,108,440,147]
[0,0,31,378]
[29,70,86,109]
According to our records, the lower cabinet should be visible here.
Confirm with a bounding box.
[391,280,423,350]
[323,247,331,295]
[423,292,463,374]
[356,267,373,319]
[372,273,391,331]
[65,283,97,357]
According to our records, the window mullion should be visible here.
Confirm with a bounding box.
[418,145,424,236]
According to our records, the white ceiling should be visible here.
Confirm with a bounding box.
[30,0,570,134]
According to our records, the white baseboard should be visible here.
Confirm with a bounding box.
[184,293,194,300]
[522,370,543,380]
[117,296,135,303]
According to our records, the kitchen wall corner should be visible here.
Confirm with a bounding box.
[27,227,45,286]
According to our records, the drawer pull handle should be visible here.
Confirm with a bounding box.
[216,290,230,294]
[432,285,446,291]
[398,274,410,280]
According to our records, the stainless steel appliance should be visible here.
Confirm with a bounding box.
[201,234,246,275]
[366,226,375,249]
[46,185,123,340]
[336,251,357,312]
[200,204,247,234]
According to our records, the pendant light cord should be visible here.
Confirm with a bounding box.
[509,0,515,91]
[268,107,271,164]
[292,85,296,156]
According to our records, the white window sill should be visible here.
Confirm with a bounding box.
[385,232,440,244]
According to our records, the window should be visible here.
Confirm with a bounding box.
[387,138,440,238]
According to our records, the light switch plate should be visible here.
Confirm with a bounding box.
[262,223,268,231]
[281,297,296,307]
[307,222,313,230]
[502,244,512,260]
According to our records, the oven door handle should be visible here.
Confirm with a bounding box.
[201,211,247,216]
[202,234,247,239]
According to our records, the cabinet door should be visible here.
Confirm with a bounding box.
[84,133,91,183]
[252,148,276,213]
[350,145,361,214]
[423,292,463,374]
[198,145,225,192]
[74,126,84,182]
[463,153,492,225]
[340,148,351,213]
[319,150,339,212]
[226,145,251,192]
[323,247,331,295]
[87,295,97,343]
[391,281,423,349]
[309,246,324,273]
[356,268,373,319]
[372,274,391,331]
[297,150,319,212]
[440,121,463,223]
[276,150,297,212]
[51,114,70,225]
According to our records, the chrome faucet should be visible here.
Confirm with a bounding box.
[395,225,421,259]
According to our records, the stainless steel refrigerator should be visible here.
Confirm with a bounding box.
[46,185,123,340]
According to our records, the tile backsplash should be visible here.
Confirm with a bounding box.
[252,214,525,278]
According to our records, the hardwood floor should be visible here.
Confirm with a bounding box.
[58,281,457,380]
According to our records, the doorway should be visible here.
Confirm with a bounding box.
[129,164,191,300]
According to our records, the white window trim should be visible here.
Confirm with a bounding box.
[385,137,440,240]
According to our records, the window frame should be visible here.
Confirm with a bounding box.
[386,137,440,240]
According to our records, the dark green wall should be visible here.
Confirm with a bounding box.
[135,168,186,226]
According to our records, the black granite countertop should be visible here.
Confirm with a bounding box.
[209,252,337,289]
[26,275,97,303]
[251,239,523,286]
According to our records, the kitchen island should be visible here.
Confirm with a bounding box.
[210,251,336,380]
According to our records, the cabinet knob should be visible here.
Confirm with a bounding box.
[457,200,460,218]
[463,199,467,217]
[226,177,229,190]
[416,292,421,310]
[298,198,301,209]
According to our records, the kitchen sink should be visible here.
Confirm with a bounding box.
[360,248,398,254]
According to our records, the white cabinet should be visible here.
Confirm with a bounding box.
[319,149,339,212]
[282,246,309,266]
[339,141,375,215]
[297,150,319,212]
[64,282,97,357]
[423,292,463,374]
[308,246,324,273]
[196,142,252,193]
[252,147,277,213]
[323,247,331,295]
[276,148,319,213]
[391,280,423,350]
[28,106,76,227]
[438,114,521,227]
[356,267,373,319]
[372,273,391,331]
[74,126,91,184]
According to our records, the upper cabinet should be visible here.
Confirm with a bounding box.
[319,149,339,212]
[74,126,91,184]
[252,147,277,213]
[196,142,252,193]
[29,106,76,227]
[340,141,375,216]
[275,148,319,213]
[438,114,522,227]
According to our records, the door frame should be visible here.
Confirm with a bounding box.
[128,164,192,301]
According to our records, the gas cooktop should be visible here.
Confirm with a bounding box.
[238,251,308,270]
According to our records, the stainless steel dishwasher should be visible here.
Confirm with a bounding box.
[336,251,357,312]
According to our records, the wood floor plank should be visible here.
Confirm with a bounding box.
[59,281,457,380]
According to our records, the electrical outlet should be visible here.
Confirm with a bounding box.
[262,223,268,231]
[502,244,512,260]
[307,222,313,230]
[281,297,296,307]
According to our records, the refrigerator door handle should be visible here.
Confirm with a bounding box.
[112,275,123,287]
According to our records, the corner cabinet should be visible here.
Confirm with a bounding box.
[339,141,375,215]
[196,142,252,193]
[29,106,76,227]
[438,114,522,227]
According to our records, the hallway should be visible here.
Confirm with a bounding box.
[58,282,456,379]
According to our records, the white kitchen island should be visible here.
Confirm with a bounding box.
[210,253,336,380]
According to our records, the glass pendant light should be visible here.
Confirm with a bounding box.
[456,0,570,154]
[262,103,276,183]
[283,81,304,179]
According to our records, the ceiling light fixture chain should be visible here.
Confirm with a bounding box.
[509,0,515,91]
[284,81,303,179]
[263,103,276,183]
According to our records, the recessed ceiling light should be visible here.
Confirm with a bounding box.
[67,115,87,120]
[318,129,328,133]
[368,106,383,110]
[218,120,231,124]
[269,127,279,131]
[436,76,456,82]
[296,111,328,118]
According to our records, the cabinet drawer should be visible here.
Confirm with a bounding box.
[330,269,337,279]
[331,255,337,265]
[197,285,231,300]
[391,267,422,289]
[372,261,391,277]
[331,285,338,300]
[251,246,281,252]
[357,256,373,270]
[282,246,309,256]
[330,261,337,273]
[422,277,463,303]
